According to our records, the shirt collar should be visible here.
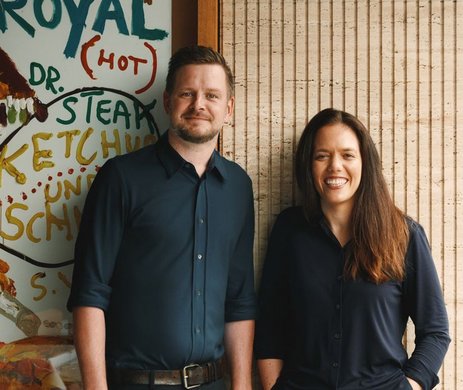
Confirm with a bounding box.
[155,132,227,181]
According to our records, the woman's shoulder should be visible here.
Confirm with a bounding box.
[405,216,427,240]
[272,206,313,232]
[276,205,304,222]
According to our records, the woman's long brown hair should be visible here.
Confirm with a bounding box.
[295,108,409,283]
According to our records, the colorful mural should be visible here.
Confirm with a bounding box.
[0,0,171,342]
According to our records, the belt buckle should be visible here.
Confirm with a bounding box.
[182,364,201,389]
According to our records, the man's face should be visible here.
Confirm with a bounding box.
[163,64,234,144]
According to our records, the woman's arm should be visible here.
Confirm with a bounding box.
[403,222,451,389]
[257,359,283,390]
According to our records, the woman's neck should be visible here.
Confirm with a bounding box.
[322,204,352,247]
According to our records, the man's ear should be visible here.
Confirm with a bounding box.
[225,96,235,122]
[163,90,171,114]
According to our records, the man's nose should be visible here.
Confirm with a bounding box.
[190,94,205,110]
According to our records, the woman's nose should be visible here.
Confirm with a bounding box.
[328,155,342,171]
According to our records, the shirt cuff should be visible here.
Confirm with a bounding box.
[225,294,257,322]
[67,279,112,312]
[404,359,439,390]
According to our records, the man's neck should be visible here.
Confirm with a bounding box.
[167,130,218,177]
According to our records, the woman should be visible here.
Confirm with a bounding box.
[255,108,450,390]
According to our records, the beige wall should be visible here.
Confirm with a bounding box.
[220,0,463,388]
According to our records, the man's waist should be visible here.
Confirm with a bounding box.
[107,356,226,388]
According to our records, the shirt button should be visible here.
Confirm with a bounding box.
[334,333,341,339]
[335,304,341,310]
[199,218,205,224]
[195,327,201,334]
[332,362,339,368]
[197,254,203,260]
[196,290,202,296]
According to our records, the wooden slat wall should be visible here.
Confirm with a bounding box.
[220,1,462,389]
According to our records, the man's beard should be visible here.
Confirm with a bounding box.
[173,125,219,144]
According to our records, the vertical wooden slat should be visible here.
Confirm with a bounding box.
[320,0,333,109]
[417,0,432,233]
[270,1,283,221]
[380,0,394,189]
[442,1,457,387]
[308,0,320,117]
[332,0,344,111]
[369,1,381,146]
[405,0,419,225]
[172,0,197,51]
[293,0,308,207]
[220,2,463,387]
[281,1,296,210]
[344,0,357,114]
[232,2,246,168]
[197,0,218,49]
[456,2,463,388]
[256,0,272,276]
[393,0,406,211]
[221,0,235,161]
[430,0,444,280]
[403,0,419,356]
[357,0,369,123]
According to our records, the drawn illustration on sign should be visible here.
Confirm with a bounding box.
[0,0,171,341]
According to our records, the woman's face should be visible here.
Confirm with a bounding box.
[311,123,362,214]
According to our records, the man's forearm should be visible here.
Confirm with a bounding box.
[73,306,108,390]
[224,320,255,390]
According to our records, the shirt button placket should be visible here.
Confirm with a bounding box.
[191,181,207,360]
[329,270,343,385]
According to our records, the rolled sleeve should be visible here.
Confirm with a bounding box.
[67,159,126,312]
[225,178,256,322]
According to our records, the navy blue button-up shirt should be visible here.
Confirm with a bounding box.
[68,133,256,369]
[255,206,450,390]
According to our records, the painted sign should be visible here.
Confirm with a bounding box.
[0,0,171,342]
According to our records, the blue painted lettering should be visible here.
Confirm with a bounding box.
[34,0,61,29]
[0,0,168,59]
[93,0,128,36]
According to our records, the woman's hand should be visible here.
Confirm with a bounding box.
[407,377,423,390]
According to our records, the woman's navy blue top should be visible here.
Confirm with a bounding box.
[67,134,256,370]
[255,206,450,390]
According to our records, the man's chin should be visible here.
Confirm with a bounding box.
[175,128,219,144]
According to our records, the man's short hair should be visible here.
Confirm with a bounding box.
[165,45,234,97]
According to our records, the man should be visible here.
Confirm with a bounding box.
[67,46,256,390]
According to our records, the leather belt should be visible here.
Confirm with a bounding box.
[107,357,225,389]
